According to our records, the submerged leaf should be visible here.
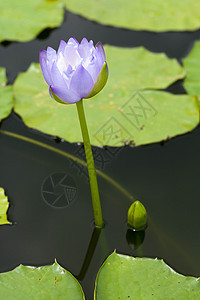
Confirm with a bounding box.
[13,46,196,147]
[183,41,200,97]
[65,0,200,32]
[0,68,13,122]
[0,188,11,225]
[95,252,200,299]
[0,261,85,299]
[0,0,64,42]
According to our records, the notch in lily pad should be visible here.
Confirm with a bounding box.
[127,200,147,231]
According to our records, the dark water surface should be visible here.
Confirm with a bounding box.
[0,9,200,300]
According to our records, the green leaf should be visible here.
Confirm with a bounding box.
[183,41,200,97]
[0,261,85,300]
[98,46,185,92]
[0,68,13,122]
[13,47,198,147]
[0,187,11,225]
[0,0,64,42]
[95,252,200,299]
[65,0,200,32]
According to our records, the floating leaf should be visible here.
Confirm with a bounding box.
[0,68,13,122]
[14,47,196,147]
[65,0,200,32]
[0,188,11,225]
[183,41,200,97]
[0,0,64,42]
[95,252,200,299]
[104,46,185,92]
[0,261,85,299]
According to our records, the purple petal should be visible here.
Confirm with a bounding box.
[78,38,95,60]
[58,40,67,54]
[51,61,67,88]
[65,64,73,76]
[64,44,82,68]
[47,47,57,61]
[78,44,88,60]
[80,37,89,45]
[63,65,75,84]
[67,37,79,46]
[88,40,95,50]
[83,54,101,83]
[95,47,105,71]
[46,47,57,73]
[56,52,69,75]
[70,64,94,99]
[86,62,108,99]
[95,42,106,62]
[39,49,52,85]
[51,85,81,104]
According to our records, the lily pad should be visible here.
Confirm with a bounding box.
[102,46,185,92]
[95,252,200,299]
[0,261,85,299]
[0,0,64,42]
[183,41,200,97]
[65,0,200,32]
[14,46,196,147]
[0,188,11,225]
[0,68,13,122]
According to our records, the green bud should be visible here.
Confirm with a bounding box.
[127,201,147,230]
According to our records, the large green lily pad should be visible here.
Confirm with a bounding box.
[0,0,64,42]
[0,188,11,225]
[0,68,13,122]
[65,0,200,32]
[95,252,200,299]
[0,261,85,299]
[102,46,185,91]
[14,47,198,147]
[183,41,200,97]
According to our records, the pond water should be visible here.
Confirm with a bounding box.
[0,9,200,300]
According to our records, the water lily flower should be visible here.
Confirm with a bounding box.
[39,37,108,104]
[39,37,107,227]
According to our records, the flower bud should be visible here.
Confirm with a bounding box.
[127,201,147,230]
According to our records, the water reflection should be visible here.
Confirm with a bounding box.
[126,229,145,252]
[76,227,101,281]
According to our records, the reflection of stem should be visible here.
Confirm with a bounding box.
[76,100,103,228]
[76,227,101,281]
[0,130,134,202]
[99,228,109,258]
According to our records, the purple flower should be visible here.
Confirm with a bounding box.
[39,37,108,104]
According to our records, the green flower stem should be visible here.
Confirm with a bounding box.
[76,99,104,228]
